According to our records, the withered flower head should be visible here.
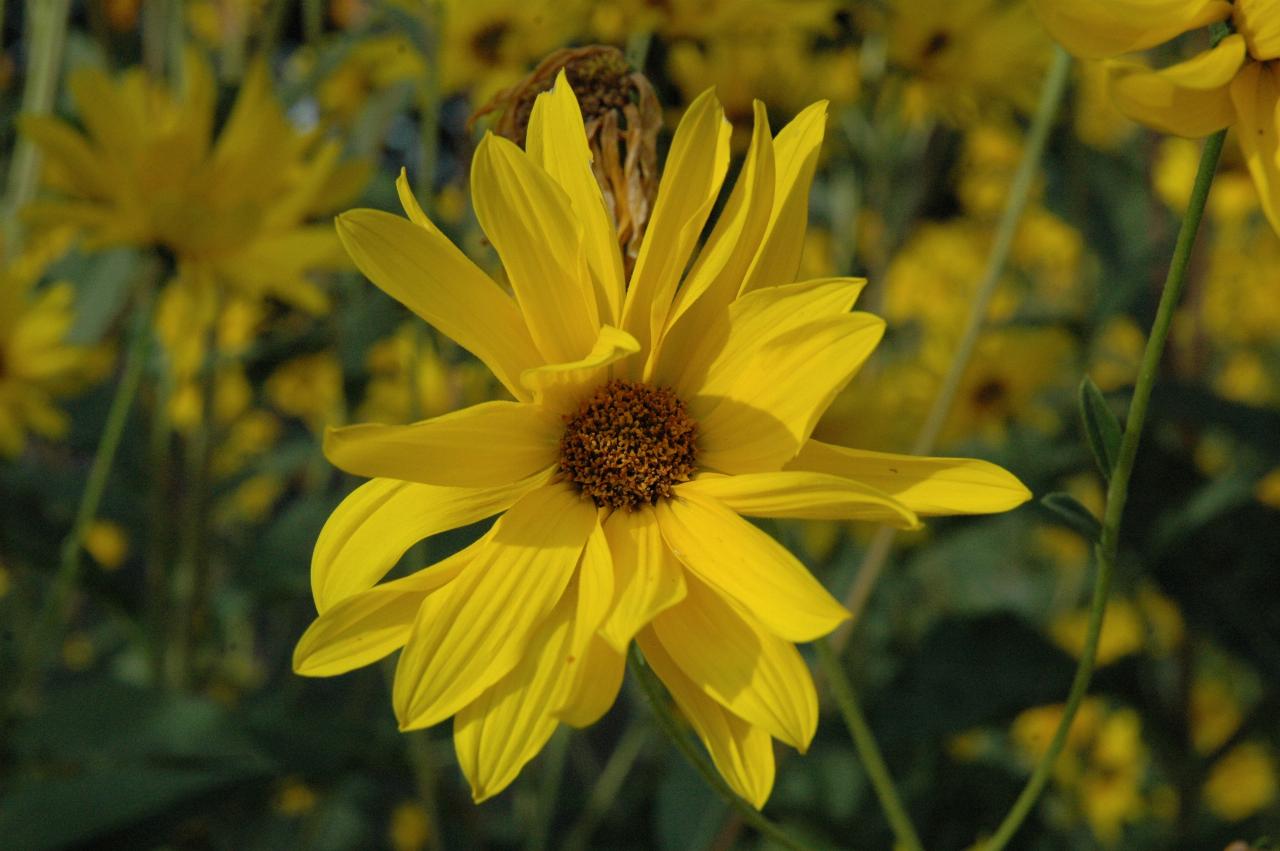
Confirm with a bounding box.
[472,46,662,278]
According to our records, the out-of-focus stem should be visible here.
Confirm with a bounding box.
[833,47,1073,648]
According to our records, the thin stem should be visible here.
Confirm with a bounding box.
[814,640,923,851]
[526,727,570,851]
[2,0,71,249]
[7,281,155,716]
[627,645,818,851]
[833,47,1073,648]
[982,128,1226,851]
[562,722,650,851]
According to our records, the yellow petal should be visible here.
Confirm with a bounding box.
[520,325,640,414]
[656,101,776,371]
[453,593,577,802]
[526,71,626,325]
[1237,0,1280,61]
[621,89,731,365]
[599,506,687,652]
[1105,36,1246,137]
[17,116,118,199]
[786,440,1034,516]
[637,629,775,809]
[1030,0,1232,59]
[570,522,614,655]
[554,635,625,728]
[395,167,440,233]
[336,209,540,399]
[472,133,600,364]
[697,313,885,473]
[323,400,559,487]
[740,100,828,294]
[679,471,921,529]
[1231,61,1280,237]
[657,277,867,402]
[655,491,849,643]
[652,575,818,751]
[311,472,549,612]
[294,542,475,676]
[394,483,597,730]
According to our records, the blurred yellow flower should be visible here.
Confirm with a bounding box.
[294,75,1030,806]
[1050,599,1146,667]
[61,632,96,671]
[84,520,130,571]
[266,352,345,433]
[1088,316,1145,392]
[439,0,581,103]
[358,324,495,425]
[1032,0,1280,234]
[388,801,432,851]
[1191,675,1245,755]
[1257,467,1280,510]
[0,235,104,457]
[21,51,365,312]
[273,776,318,817]
[1203,742,1278,821]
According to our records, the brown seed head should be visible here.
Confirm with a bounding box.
[559,380,698,509]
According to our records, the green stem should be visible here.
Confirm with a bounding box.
[526,727,569,851]
[834,46,1073,647]
[8,282,155,715]
[982,128,1226,851]
[562,722,650,851]
[627,645,817,851]
[2,0,71,249]
[814,640,923,851]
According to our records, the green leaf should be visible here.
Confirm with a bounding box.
[1040,491,1102,542]
[1078,376,1122,481]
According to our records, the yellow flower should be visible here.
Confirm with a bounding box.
[84,520,130,571]
[266,352,345,434]
[292,74,1031,806]
[0,235,103,457]
[438,0,581,102]
[388,801,432,851]
[1203,742,1278,821]
[273,776,319,817]
[21,51,365,312]
[1032,0,1280,234]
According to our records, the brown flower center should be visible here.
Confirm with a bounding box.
[559,380,698,509]
[510,48,635,145]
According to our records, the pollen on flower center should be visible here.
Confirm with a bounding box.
[558,380,698,509]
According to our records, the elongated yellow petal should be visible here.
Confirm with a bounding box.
[1231,61,1280,237]
[323,400,559,487]
[740,100,828,294]
[520,325,640,414]
[394,167,440,233]
[621,89,731,365]
[657,277,866,402]
[554,636,625,727]
[1237,0,1280,61]
[18,116,118,200]
[655,491,849,643]
[653,576,818,751]
[657,101,776,370]
[311,472,549,612]
[571,521,614,654]
[472,133,599,364]
[394,483,596,730]
[599,506,687,651]
[697,313,885,473]
[453,593,577,802]
[294,542,476,676]
[637,629,775,808]
[336,209,540,399]
[786,440,1033,516]
[679,472,920,529]
[526,71,626,324]
[1105,36,1245,138]
[1030,0,1232,59]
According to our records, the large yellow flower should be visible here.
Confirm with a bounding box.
[292,73,1031,806]
[20,51,365,312]
[0,234,104,457]
[1031,0,1280,234]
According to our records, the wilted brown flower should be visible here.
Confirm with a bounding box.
[472,45,661,278]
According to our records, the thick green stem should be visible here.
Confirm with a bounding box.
[815,640,923,851]
[627,645,818,851]
[834,47,1074,646]
[8,283,155,716]
[982,128,1226,851]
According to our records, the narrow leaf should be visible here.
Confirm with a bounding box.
[1040,492,1102,543]
[1079,377,1122,481]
